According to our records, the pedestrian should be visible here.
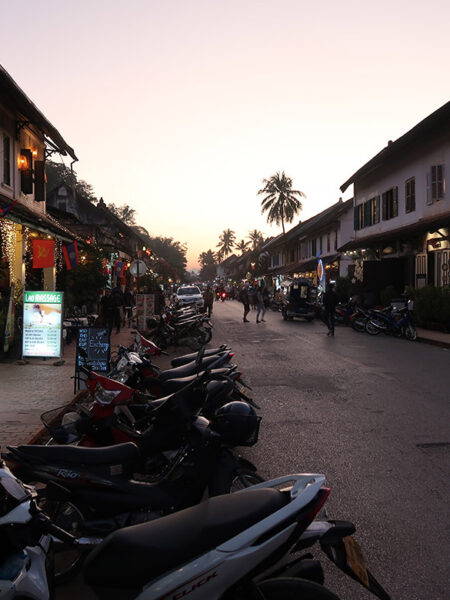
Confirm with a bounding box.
[203,285,214,318]
[239,284,251,323]
[111,284,124,334]
[123,287,135,327]
[256,284,267,323]
[323,283,338,336]
[249,285,257,310]
[100,288,115,331]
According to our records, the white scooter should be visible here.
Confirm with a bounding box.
[0,461,391,599]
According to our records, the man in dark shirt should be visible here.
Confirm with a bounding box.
[100,288,115,331]
[323,283,338,336]
[239,284,250,323]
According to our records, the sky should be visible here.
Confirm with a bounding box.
[2,0,450,269]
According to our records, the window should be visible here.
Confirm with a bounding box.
[327,232,330,252]
[272,253,280,267]
[354,204,364,230]
[382,187,398,221]
[334,230,338,250]
[405,177,415,213]
[363,196,380,227]
[58,202,67,212]
[2,135,10,186]
[429,165,445,202]
[311,238,317,256]
[319,236,323,252]
[289,248,295,262]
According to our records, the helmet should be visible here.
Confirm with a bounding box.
[146,317,158,329]
[211,401,260,446]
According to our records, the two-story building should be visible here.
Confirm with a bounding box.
[340,101,450,294]
[263,198,354,288]
[0,64,78,295]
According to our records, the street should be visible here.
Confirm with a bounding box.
[210,299,450,600]
[55,300,450,599]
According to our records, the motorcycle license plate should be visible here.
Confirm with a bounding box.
[343,535,369,587]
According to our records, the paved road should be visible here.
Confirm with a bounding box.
[211,300,450,600]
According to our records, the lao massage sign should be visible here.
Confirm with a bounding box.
[22,291,64,358]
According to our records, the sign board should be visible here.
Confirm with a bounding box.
[22,291,63,358]
[76,328,111,373]
[129,260,147,277]
[136,294,155,330]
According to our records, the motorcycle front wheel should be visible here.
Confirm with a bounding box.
[37,491,87,584]
[239,577,341,599]
[365,320,382,335]
[351,319,367,333]
[405,324,417,341]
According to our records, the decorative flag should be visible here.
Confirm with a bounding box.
[115,260,125,278]
[0,199,18,218]
[62,241,79,270]
[32,239,55,269]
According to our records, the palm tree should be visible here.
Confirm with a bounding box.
[258,171,306,234]
[198,249,217,267]
[236,239,250,255]
[248,229,264,250]
[216,229,236,260]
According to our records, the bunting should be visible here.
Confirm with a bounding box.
[0,199,18,218]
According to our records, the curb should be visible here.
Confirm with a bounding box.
[26,389,88,445]
[417,336,450,350]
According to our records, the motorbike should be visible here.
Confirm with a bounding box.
[148,312,213,351]
[0,463,392,600]
[334,301,355,325]
[365,306,417,340]
[3,390,263,583]
[349,306,372,332]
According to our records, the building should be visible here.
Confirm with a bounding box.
[263,198,354,289]
[340,101,450,294]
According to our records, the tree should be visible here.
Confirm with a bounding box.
[258,171,306,234]
[198,249,218,281]
[147,236,187,281]
[235,239,250,255]
[45,161,97,203]
[248,229,264,250]
[107,203,137,225]
[216,229,236,260]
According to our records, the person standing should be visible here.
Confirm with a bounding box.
[256,284,267,323]
[323,283,338,336]
[239,284,251,323]
[111,284,124,334]
[100,288,115,331]
[203,285,214,318]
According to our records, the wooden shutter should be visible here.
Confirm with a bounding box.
[382,193,387,220]
[364,201,371,227]
[354,206,360,230]
[20,149,33,194]
[34,160,45,202]
[426,171,432,204]
[375,195,380,223]
[393,187,398,217]
[415,253,427,288]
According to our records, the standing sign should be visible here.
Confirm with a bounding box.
[136,294,155,330]
[76,328,111,373]
[22,291,63,358]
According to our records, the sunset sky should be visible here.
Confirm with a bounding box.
[3,0,450,269]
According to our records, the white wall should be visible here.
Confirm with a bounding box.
[354,138,450,240]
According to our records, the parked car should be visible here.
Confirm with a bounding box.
[175,285,204,308]
[281,278,317,321]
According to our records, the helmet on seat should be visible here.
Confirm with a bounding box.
[211,401,260,446]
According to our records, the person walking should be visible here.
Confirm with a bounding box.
[239,284,251,323]
[256,284,267,323]
[203,285,214,318]
[100,288,115,331]
[111,284,124,334]
[323,282,338,336]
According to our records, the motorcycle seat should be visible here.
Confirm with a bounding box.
[170,346,229,367]
[84,487,288,589]
[158,355,229,382]
[13,442,140,465]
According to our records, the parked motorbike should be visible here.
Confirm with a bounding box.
[0,463,392,600]
[4,391,262,583]
[148,312,212,351]
[365,306,417,340]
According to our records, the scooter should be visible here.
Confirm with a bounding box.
[0,463,391,600]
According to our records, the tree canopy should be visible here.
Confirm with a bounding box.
[216,229,236,261]
[45,160,97,203]
[258,171,305,233]
[198,249,218,281]
[107,203,137,225]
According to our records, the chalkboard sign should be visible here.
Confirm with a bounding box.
[76,328,111,373]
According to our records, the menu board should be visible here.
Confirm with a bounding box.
[22,291,63,358]
[76,328,110,372]
[136,294,155,330]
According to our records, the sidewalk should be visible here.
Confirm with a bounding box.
[416,327,450,348]
[0,327,139,451]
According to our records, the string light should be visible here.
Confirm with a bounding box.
[0,219,18,283]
